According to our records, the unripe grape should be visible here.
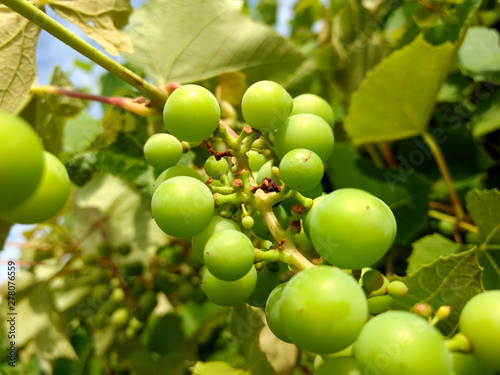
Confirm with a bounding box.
[204,156,229,179]
[191,216,240,262]
[387,280,409,298]
[201,266,257,306]
[280,266,368,353]
[452,352,495,375]
[0,110,44,213]
[279,148,324,192]
[117,243,132,256]
[367,295,394,315]
[265,283,291,343]
[308,188,397,270]
[111,288,125,302]
[241,215,254,229]
[241,81,292,133]
[154,165,205,192]
[274,113,334,162]
[97,241,113,257]
[362,269,385,292]
[250,205,289,239]
[143,133,183,171]
[354,310,452,375]
[163,84,221,142]
[152,176,214,238]
[315,356,361,375]
[247,261,288,308]
[111,307,130,328]
[459,290,500,370]
[203,230,255,281]
[134,290,157,322]
[290,93,335,127]
[1,151,70,224]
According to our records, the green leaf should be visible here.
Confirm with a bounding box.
[229,304,276,375]
[63,110,102,153]
[0,4,41,113]
[344,34,455,144]
[1,283,78,361]
[465,189,500,245]
[21,66,84,156]
[47,0,133,56]
[124,0,304,85]
[469,90,500,138]
[391,248,484,337]
[406,233,462,274]
[72,174,168,257]
[457,27,500,84]
[326,145,432,245]
[191,361,250,375]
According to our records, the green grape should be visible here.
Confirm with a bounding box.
[247,150,269,173]
[120,260,144,277]
[247,261,288,308]
[302,195,326,240]
[201,266,257,306]
[1,151,70,224]
[255,160,281,185]
[279,148,324,192]
[387,280,409,298]
[204,230,255,281]
[362,270,384,292]
[290,94,335,127]
[111,288,125,302]
[265,282,291,343]
[111,307,130,328]
[163,84,221,142]
[97,241,113,257]
[308,188,397,270]
[280,266,368,353]
[204,156,230,179]
[302,183,323,199]
[0,111,45,213]
[143,133,183,172]
[191,215,240,262]
[152,176,214,238]
[154,165,205,192]
[274,114,334,162]
[367,295,394,315]
[250,205,289,239]
[134,290,157,322]
[464,231,480,244]
[354,310,452,375]
[459,290,500,370]
[295,229,315,259]
[241,215,254,229]
[241,81,293,133]
[452,352,495,375]
[117,243,132,256]
[315,356,361,375]
[438,219,455,238]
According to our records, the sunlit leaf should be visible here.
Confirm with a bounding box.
[406,233,462,274]
[48,0,133,56]
[124,0,304,85]
[0,3,40,113]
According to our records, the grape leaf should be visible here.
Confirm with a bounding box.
[21,66,84,156]
[72,174,168,256]
[469,91,500,138]
[124,0,304,85]
[406,233,462,274]
[229,304,276,375]
[344,34,455,144]
[1,283,78,361]
[326,145,431,245]
[457,27,500,84]
[0,3,41,113]
[191,362,249,375]
[465,189,500,245]
[47,0,133,56]
[391,247,484,337]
